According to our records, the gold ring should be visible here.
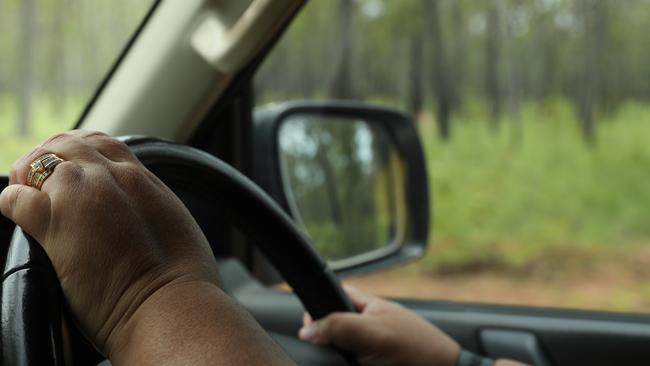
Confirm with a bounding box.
[27,153,64,190]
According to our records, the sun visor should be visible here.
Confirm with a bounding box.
[191,0,298,73]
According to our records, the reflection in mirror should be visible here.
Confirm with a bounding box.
[279,115,406,266]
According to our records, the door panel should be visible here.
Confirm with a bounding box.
[479,329,551,366]
[404,302,650,366]
[219,258,650,366]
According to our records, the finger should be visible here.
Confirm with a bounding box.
[0,184,52,242]
[10,132,102,186]
[75,132,162,189]
[302,312,313,327]
[36,161,85,195]
[343,285,376,311]
[298,312,374,353]
[82,133,138,163]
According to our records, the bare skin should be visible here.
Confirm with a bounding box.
[0,130,292,365]
[299,286,528,366]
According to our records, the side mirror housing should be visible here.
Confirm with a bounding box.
[254,101,429,277]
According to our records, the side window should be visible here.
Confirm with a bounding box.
[0,1,153,171]
[255,0,650,313]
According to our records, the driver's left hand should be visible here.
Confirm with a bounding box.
[0,130,291,364]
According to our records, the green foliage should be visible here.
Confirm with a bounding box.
[0,0,152,156]
[0,93,80,170]
[419,99,650,273]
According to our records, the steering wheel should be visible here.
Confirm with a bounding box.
[1,138,355,365]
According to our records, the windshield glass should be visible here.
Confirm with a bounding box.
[256,0,650,313]
[0,1,154,171]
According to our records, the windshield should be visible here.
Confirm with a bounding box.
[0,1,154,171]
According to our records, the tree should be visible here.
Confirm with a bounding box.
[330,0,354,99]
[0,0,5,96]
[423,0,453,140]
[449,0,466,112]
[575,0,606,143]
[17,0,36,137]
[49,0,67,115]
[408,31,424,119]
[503,3,524,141]
[485,0,502,130]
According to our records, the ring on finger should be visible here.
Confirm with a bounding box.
[27,153,64,190]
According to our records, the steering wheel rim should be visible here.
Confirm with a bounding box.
[1,138,355,365]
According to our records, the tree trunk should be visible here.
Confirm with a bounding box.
[450,0,465,111]
[595,0,608,110]
[407,32,424,120]
[17,0,36,137]
[505,6,522,145]
[485,0,501,130]
[316,147,342,226]
[576,0,604,143]
[0,0,4,96]
[0,0,3,91]
[423,0,453,140]
[330,0,353,99]
[539,20,558,98]
[51,0,67,116]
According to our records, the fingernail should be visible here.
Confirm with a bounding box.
[299,323,319,341]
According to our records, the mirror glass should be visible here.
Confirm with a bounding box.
[278,115,406,266]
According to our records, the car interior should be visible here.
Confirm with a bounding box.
[3,1,650,365]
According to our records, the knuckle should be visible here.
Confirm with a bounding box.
[120,161,143,175]
[320,317,340,336]
[100,137,132,155]
[8,185,48,218]
[9,162,21,183]
[11,150,43,184]
[25,189,49,214]
[87,135,138,162]
[112,162,148,190]
[9,185,25,210]
[41,132,71,147]
[80,130,108,138]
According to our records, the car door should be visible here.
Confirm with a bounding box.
[240,1,650,365]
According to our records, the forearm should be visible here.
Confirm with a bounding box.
[108,280,294,365]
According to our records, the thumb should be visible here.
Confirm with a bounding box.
[0,184,51,242]
[298,312,376,354]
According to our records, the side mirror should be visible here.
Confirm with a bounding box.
[254,101,429,276]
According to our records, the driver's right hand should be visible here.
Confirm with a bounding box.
[299,286,461,366]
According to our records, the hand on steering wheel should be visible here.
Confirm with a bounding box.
[0,131,292,364]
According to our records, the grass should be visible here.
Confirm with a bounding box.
[0,93,82,171]
[345,99,650,312]
[417,98,650,275]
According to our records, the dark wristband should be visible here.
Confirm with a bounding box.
[455,349,495,366]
